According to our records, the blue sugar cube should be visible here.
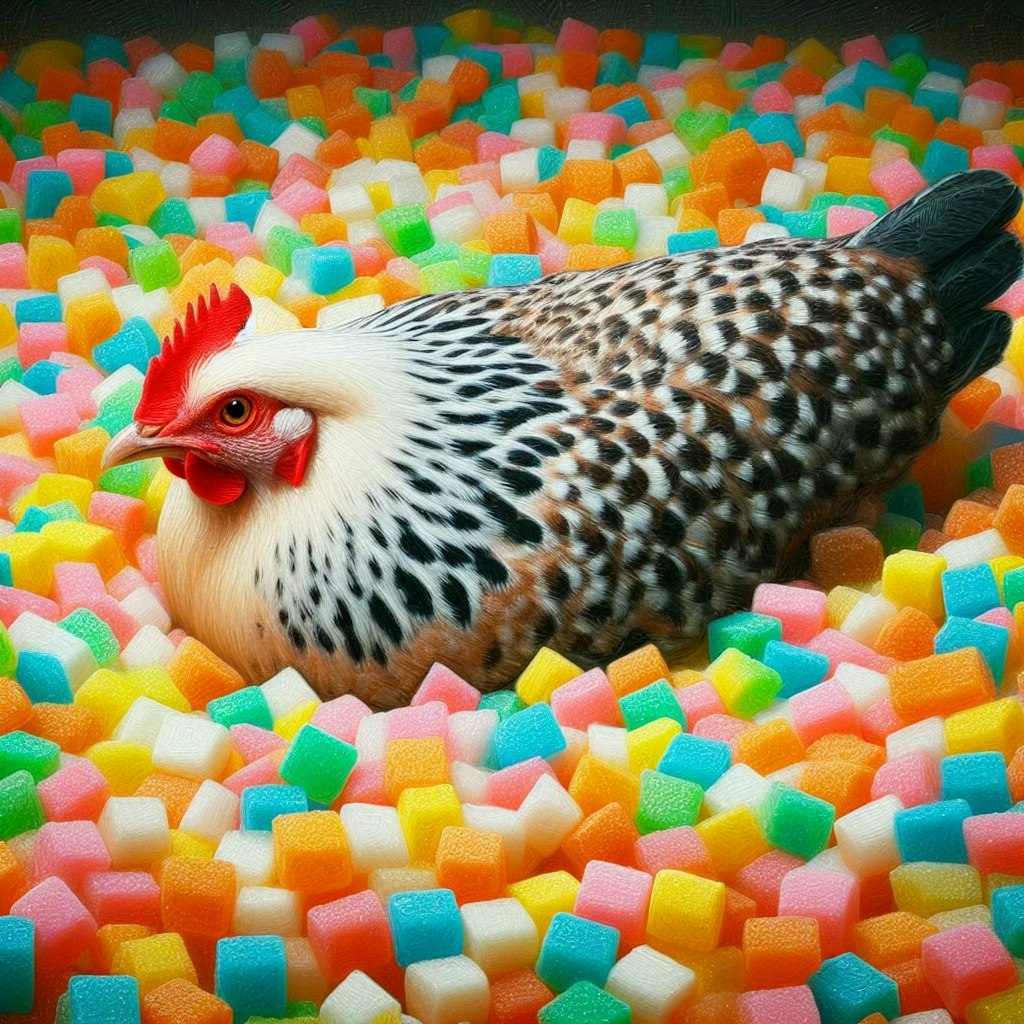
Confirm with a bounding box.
[852,61,903,95]
[597,52,636,87]
[213,85,259,118]
[941,564,1000,619]
[17,502,83,532]
[780,210,827,238]
[667,228,720,253]
[413,25,451,60]
[0,916,34,1013]
[927,58,968,82]
[0,69,36,109]
[992,884,1024,957]
[894,798,972,863]
[14,650,74,703]
[538,145,566,182]
[215,935,287,1023]
[11,136,43,160]
[21,359,67,395]
[940,753,1011,815]
[463,48,501,85]
[482,82,520,120]
[24,169,74,220]
[536,912,620,993]
[658,732,731,789]
[604,95,650,128]
[487,254,542,288]
[934,617,1008,681]
[492,701,566,767]
[104,151,133,178]
[83,33,130,68]
[16,293,62,325]
[914,87,959,123]
[747,113,804,156]
[240,784,309,830]
[69,94,113,136]
[307,247,356,295]
[241,108,285,147]
[707,611,782,661]
[619,680,686,730]
[763,640,830,698]
[887,34,925,60]
[642,31,679,68]
[93,317,162,376]
[921,139,969,184]
[824,85,863,108]
[325,39,360,54]
[68,975,140,1024]
[808,953,900,1024]
[387,889,463,967]
[225,189,270,228]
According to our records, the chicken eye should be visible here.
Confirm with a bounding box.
[220,396,252,427]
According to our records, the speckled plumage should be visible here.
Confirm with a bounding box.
[118,170,1023,707]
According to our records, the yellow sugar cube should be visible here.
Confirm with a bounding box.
[334,277,382,302]
[989,555,1024,598]
[35,472,94,517]
[507,870,580,938]
[222,749,245,778]
[246,296,301,336]
[1006,318,1024,380]
[706,648,781,719]
[696,806,771,878]
[825,156,875,196]
[40,520,126,580]
[670,669,705,688]
[54,427,111,485]
[788,38,838,76]
[397,784,462,863]
[119,127,156,152]
[365,180,393,213]
[519,91,546,119]
[944,697,1024,761]
[15,40,83,83]
[890,862,983,917]
[75,668,144,735]
[91,171,167,224]
[425,170,459,197]
[111,931,198,997]
[86,740,154,796]
[929,905,992,931]
[171,259,236,316]
[274,700,318,741]
[143,463,174,529]
[27,236,79,292]
[368,119,412,163]
[168,829,215,860]
[827,585,866,629]
[0,303,16,347]
[127,665,191,714]
[881,549,948,619]
[674,207,716,230]
[369,866,439,903]
[647,870,726,953]
[965,985,1024,1024]
[626,717,683,775]
[0,434,31,457]
[557,198,599,245]
[515,647,582,705]
[443,7,492,41]
[0,533,56,594]
[66,293,121,357]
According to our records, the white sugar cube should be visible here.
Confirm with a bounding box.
[510,118,556,148]
[213,31,251,61]
[451,762,491,805]
[460,898,538,976]
[388,174,429,207]
[606,944,697,1024]
[179,780,239,844]
[761,167,811,212]
[57,268,111,309]
[130,147,165,174]
[111,283,172,325]
[404,955,489,1024]
[805,846,859,878]
[9,612,97,691]
[704,764,771,816]
[257,32,305,67]
[840,594,898,647]
[98,796,170,868]
[152,714,231,780]
[624,183,669,217]
[654,87,687,120]
[791,157,827,196]
[114,696,183,748]
[833,664,889,713]
[159,162,193,199]
[500,148,540,192]
[0,381,34,433]
[835,795,904,877]
[892,1012,956,1024]
[355,712,388,761]
[565,139,606,160]
[121,587,171,633]
[430,204,484,246]
[543,87,590,124]
[886,716,948,765]
[321,970,402,1024]
[232,885,303,936]
[137,53,188,97]
[272,122,322,162]
[745,223,791,242]
[421,55,458,82]
[448,710,498,766]
[587,724,629,769]
[329,183,376,222]
[253,202,300,248]
[339,803,410,874]
[119,623,176,671]
[91,364,144,408]
[215,829,276,886]
[260,666,320,719]
[517,72,559,95]
[114,108,155,147]
[935,529,1010,569]
[636,133,690,172]
[187,198,227,237]
[518,775,582,859]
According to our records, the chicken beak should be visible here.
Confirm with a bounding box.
[102,423,182,469]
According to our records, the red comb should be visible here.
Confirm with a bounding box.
[135,283,252,425]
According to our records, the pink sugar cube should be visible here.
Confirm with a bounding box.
[80,870,161,928]
[124,36,165,72]
[652,73,686,90]
[311,694,373,742]
[555,17,599,53]
[719,42,753,70]
[977,606,1015,635]
[427,192,476,219]
[347,244,385,277]
[634,825,716,878]
[382,26,417,71]
[338,759,387,806]
[274,178,330,220]
[750,82,795,115]
[992,278,1024,318]
[135,535,160,584]
[692,713,754,749]
[107,566,149,601]
[385,700,448,743]
[36,758,110,822]
[386,257,422,287]
[964,79,1014,104]
[11,156,57,196]
[963,812,1024,875]
[19,393,82,456]
[486,756,555,810]
[290,15,332,59]
[270,154,328,199]
[79,255,130,287]
[18,323,69,368]
[458,161,502,192]
[230,723,288,763]
[0,453,44,503]
[205,222,259,260]
[88,492,148,552]
[56,149,108,196]
[860,697,907,745]
[0,586,60,626]
[168,628,186,646]
[538,233,569,274]
[411,663,479,714]
[56,366,103,418]
[921,922,1018,1018]
[789,681,860,745]
[84,594,140,646]
[675,681,726,727]
[733,851,805,916]
[736,985,821,1024]
[564,112,628,148]
[54,558,111,612]
[971,144,1024,176]
[574,861,653,950]
[806,629,892,674]
[868,158,927,207]
[496,44,533,79]
[0,242,29,288]
[870,751,938,808]
[455,179,502,215]
[841,35,888,67]
[34,820,111,889]
[10,876,97,966]
[119,76,161,113]
[778,868,860,958]
[752,583,826,646]
[223,751,285,796]
[550,668,621,730]
[189,133,247,178]
[827,205,877,238]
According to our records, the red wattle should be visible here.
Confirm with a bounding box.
[183,452,247,505]
[163,457,186,478]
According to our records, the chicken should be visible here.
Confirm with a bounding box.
[103,169,1023,708]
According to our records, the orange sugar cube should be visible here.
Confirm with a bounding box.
[818,131,874,162]
[247,49,292,99]
[917,529,950,554]
[153,118,203,162]
[717,208,766,247]
[564,244,630,271]
[25,220,71,244]
[568,754,641,817]
[743,915,822,989]
[66,292,121,356]
[607,644,671,698]
[166,638,244,710]
[384,737,450,802]
[614,148,661,186]
[24,702,104,754]
[55,195,97,241]
[172,42,214,73]
[42,121,83,158]
[626,120,672,147]
[141,978,232,1024]
[561,51,599,90]
[282,294,328,328]
[286,84,327,121]
[27,234,79,291]
[273,810,352,894]
[809,526,884,590]
[733,719,805,775]
[483,209,538,255]
[993,484,1024,554]
[75,226,129,267]
[942,499,996,539]
[882,957,941,1017]
[317,129,361,170]
[159,856,236,939]
[300,213,347,246]
[934,118,984,151]
[238,140,280,184]
[760,141,795,172]
[687,70,743,112]
[415,79,458,115]
[561,159,619,204]
[891,104,936,146]
[93,923,155,974]
[780,63,825,97]
[448,59,490,105]
[0,677,33,734]
[990,441,1024,492]
[679,183,731,224]
[512,193,558,234]
[800,110,854,141]
[675,208,717,232]
[436,826,507,904]
[0,840,27,913]
[891,648,995,723]
[561,802,639,876]
[864,87,912,123]
[676,946,745,1001]
[799,760,875,818]
[850,911,938,968]
[1008,746,1024,803]
[135,775,202,829]
[804,733,885,771]
[597,28,643,61]
[949,376,1000,429]
[413,137,473,174]
[397,98,451,139]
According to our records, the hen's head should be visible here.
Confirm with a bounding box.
[102,285,317,506]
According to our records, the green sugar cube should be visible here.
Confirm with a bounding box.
[92,379,143,438]
[98,458,158,498]
[708,611,782,661]
[0,624,15,676]
[538,980,631,1024]
[0,208,21,244]
[378,204,434,257]
[178,71,223,117]
[59,608,119,665]
[636,769,703,834]
[458,247,491,287]
[593,209,638,249]
[280,724,358,805]
[421,259,467,294]
[265,227,315,275]
[0,770,45,839]
[620,680,685,730]
[759,781,836,860]
[354,87,391,118]
[673,110,729,152]
[875,512,923,555]
[707,648,783,719]
[149,198,197,238]
[207,687,274,730]
[129,240,181,292]
[478,690,526,721]
[0,731,61,783]
[159,100,195,124]
[22,100,68,138]
[411,241,461,267]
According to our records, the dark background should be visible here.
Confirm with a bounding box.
[0,0,1022,63]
